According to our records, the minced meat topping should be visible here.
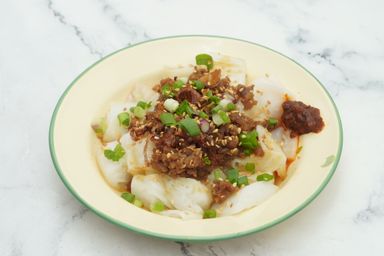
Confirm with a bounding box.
[129,67,259,179]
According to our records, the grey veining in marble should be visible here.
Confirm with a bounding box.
[1,0,384,255]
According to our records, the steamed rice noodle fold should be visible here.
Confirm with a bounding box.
[210,53,246,85]
[103,103,135,142]
[245,78,292,121]
[120,133,154,175]
[213,181,278,216]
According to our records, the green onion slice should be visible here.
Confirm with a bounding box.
[239,130,259,154]
[193,80,205,90]
[164,98,180,113]
[211,105,222,114]
[203,209,217,219]
[268,117,278,125]
[245,162,256,173]
[213,169,226,180]
[117,112,131,127]
[133,198,143,208]
[137,101,152,110]
[175,100,194,116]
[151,201,165,212]
[121,192,135,203]
[226,102,236,111]
[256,173,274,181]
[133,106,146,119]
[199,111,209,119]
[218,110,230,124]
[210,95,221,104]
[196,54,214,70]
[179,117,201,136]
[237,176,249,187]
[160,112,177,126]
[173,80,185,89]
[227,168,239,184]
[161,84,174,97]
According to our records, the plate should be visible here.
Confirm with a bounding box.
[49,35,343,241]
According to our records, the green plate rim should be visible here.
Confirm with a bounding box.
[49,35,343,242]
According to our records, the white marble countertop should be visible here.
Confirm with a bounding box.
[1,0,383,255]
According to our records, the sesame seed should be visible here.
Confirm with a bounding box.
[212,129,218,133]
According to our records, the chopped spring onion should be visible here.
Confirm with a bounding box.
[219,98,232,109]
[227,168,239,184]
[151,201,165,212]
[121,192,143,208]
[226,102,236,111]
[212,110,230,126]
[213,169,226,180]
[196,53,214,70]
[133,106,146,119]
[121,192,135,203]
[179,117,201,136]
[212,113,224,126]
[133,198,143,208]
[164,98,179,113]
[268,117,278,125]
[199,111,209,119]
[175,100,194,116]
[161,84,174,97]
[206,90,220,104]
[212,113,223,126]
[137,101,152,110]
[193,80,205,90]
[117,112,131,127]
[203,156,211,165]
[210,95,221,104]
[203,209,217,219]
[245,162,256,173]
[173,80,185,89]
[160,113,177,126]
[218,110,230,124]
[104,143,125,161]
[211,105,222,114]
[92,118,107,139]
[237,176,249,187]
[256,173,274,182]
[239,130,259,154]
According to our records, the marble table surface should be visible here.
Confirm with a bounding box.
[1,0,383,255]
